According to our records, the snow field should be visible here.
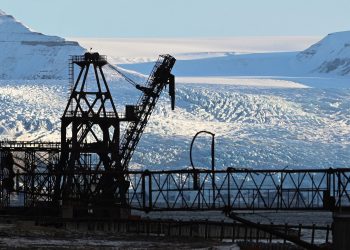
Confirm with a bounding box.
[1,80,349,170]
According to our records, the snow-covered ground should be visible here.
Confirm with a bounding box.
[1,8,350,170]
[73,36,321,64]
[1,79,350,170]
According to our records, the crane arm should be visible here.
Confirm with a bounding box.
[119,54,176,170]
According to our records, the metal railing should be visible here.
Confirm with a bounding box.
[126,168,350,211]
[0,141,61,150]
[1,144,349,212]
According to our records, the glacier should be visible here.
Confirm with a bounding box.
[1,80,349,170]
[0,9,350,170]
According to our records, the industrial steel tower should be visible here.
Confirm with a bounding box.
[56,53,126,217]
[51,52,175,218]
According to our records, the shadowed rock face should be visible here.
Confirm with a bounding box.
[21,41,80,47]
[317,58,350,75]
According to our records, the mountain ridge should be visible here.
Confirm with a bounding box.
[297,31,350,75]
[121,31,350,78]
[1,8,350,79]
[0,9,85,79]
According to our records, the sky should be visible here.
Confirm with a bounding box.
[1,0,350,38]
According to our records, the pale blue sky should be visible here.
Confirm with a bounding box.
[1,0,350,38]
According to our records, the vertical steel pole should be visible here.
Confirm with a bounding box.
[227,170,231,209]
[148,172,152,211]
[211,134,215,208]
[142,173,146,210]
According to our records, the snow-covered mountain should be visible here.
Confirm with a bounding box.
[297,31,350,75]
[1,9,350,170]
[123,31,350,78]
[0,10,85,79]
[1,7,350,80]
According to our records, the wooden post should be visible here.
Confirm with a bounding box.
[179,220,182,236]
[190,220,193,237]
[249,225,253,242]
[220,220,224,241]
[232,221,236,243]
[205,219,208,239]
[146,219,150,236]
[269,222,273,243]
[298,223,302,240]
[284,223,288,244]
[256,222,260,243]
[237,223,240,240]
[158,221,161,236]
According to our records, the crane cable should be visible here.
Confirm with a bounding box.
[107,63,140,87]
[107,62,158,98]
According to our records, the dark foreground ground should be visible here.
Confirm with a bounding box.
[0,219,239,249]
[0,210,332,249]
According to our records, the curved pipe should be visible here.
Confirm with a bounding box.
[190,130,215,171]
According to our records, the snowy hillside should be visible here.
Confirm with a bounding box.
[122,31,350,79]
[297,31,350,75]
[0,10,85,79]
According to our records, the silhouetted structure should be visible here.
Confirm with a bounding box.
[0,52,349,249]
[55,52,175,217]
[0,52,176,218]
[56,53,121,217]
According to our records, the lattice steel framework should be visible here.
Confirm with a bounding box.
[119,55,175,170]
[0,53,177,218]
[1,144,350,212]
[56,53,124,210]
[125,168,350,211]
[0,141,60,211]
[1,52,349,218]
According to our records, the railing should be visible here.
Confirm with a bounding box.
[71,55,107,63]
[126,168,350,211]
[0,141,61,150]
[63,110,118,118]
[1,144,350,211]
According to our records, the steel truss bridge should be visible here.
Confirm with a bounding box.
[0,141,349,212]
